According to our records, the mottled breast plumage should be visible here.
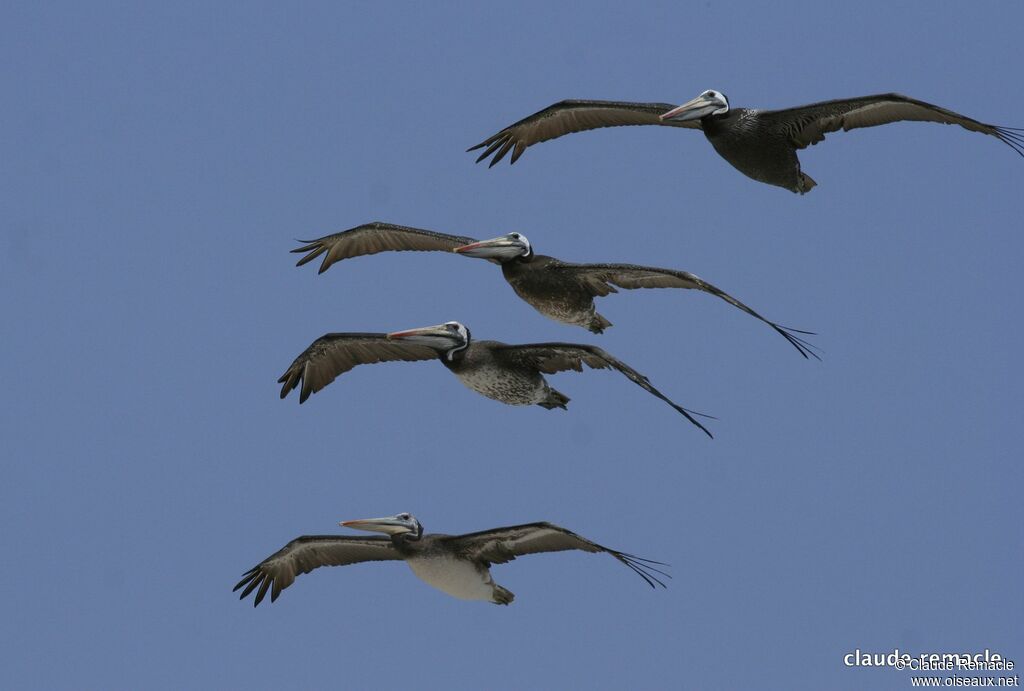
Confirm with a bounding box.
[444,342,550,405]
[502,257,602,329]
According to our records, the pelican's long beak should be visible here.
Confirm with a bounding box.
[386,323,452,343]
[453,234,525,260]
[340,516,412,535]
[660,93,722,123]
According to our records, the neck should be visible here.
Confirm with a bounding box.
[444,342,469,362]
[391,532,418,545]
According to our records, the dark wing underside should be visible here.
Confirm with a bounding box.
[233,535,401,606]
[440,522,669,589]
[468,99,703,167]
[761,93,1024,155]
[291,222,482,274]
[493,342,713,437]
[553,262,819,360]
[278,333,439,403]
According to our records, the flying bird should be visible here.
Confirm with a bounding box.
[278,320,713,436]
[468,91,1024,193]
[290,222,817,358]
[234,512,668,606]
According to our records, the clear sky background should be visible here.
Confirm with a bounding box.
[3,2,1022,689]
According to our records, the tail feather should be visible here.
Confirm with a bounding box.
[491,585,514,605]
[797,172,817,194]
[588,313,613,334]
[539,388,570,410]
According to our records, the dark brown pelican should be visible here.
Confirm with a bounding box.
[278,320,713,436]
[234,512,667,606]
[291,222,817,358]
[469,91,1024,193]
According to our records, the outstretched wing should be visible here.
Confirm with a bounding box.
[468,99,702,167]
[278,333,439,403]
[291,222,481,274]
[553,262,819,360]
[441,521,669,589]
[494,342,713,437]
[761,93,1024,155]
[233,535,401,606]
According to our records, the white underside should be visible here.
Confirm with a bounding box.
[406,556,495,601]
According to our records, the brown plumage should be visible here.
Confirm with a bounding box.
[278,322,713,436]
[234,536,401,606]
[277,333,438,404]
[291,222,479,274]
[234,514,667,607]
[289,222,818,358]
[467,100,701,166]
[469,92,1023,193]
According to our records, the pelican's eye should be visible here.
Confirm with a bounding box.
[398,513,410,520]
[510,233,520,239]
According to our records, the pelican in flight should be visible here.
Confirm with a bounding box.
[469,91,1023,193]
[279,320,713,436]
[291,222,817,358]
[234,513,667,606]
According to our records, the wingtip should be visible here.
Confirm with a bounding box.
[683,408,715,439]
[777,326,823,361]
[692,418,714,439]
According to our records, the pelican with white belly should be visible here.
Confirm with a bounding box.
[233,513,668,606]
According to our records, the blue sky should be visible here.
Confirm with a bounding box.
[2,2,1022,689]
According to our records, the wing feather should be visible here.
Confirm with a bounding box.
[494,342,713,437]
[468,99,702,167]
[441,522,669,589]
[553,262,819,359]
[291,222,480,274]
[762,93,1024,155]
[278,333,439,403]
[233,536,401,606]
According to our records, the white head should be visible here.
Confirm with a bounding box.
[340,512,423,540]
[660,89,730,122]
[452,232,532,262]
[386,321,471,361]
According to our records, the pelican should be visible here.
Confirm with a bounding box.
[278,320,713,436]
[290,222,817,358]
[469,91,1024,193]
[234,513,667,606]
